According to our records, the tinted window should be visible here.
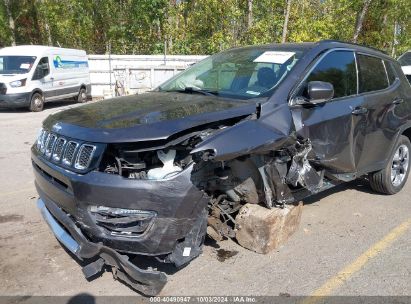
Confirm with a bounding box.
[32,57,50,80]
[306,51,357,99]
[384,61,397,84]
[357,54,388,93]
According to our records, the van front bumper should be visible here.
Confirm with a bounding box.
[0,92,30,108]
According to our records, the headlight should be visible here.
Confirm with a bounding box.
[89,206,156,236]
[36,128,44,150]
[9,79,27,88]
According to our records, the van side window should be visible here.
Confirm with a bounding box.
[357,54,388,93]
[384,61,397,85]
[32,57,50,80]
[304,51,357,99]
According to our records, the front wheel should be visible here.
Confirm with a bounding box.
[29,92,44,112]
[369,135,410,194]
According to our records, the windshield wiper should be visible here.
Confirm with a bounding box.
[164,87,219,96]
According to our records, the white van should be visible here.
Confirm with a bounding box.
[0,45,91,111]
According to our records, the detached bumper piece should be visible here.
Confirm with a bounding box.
[37,198,167,296]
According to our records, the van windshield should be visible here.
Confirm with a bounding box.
[0,56,37,74]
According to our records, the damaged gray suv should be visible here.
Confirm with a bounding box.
[32,40,411,295]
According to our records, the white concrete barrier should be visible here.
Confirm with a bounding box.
[88,54,207,97]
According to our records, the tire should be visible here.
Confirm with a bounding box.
[77,87,88,103]
[369,135,411,194]
[29,92,44,112]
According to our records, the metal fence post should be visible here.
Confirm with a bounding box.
[108,42,112,97]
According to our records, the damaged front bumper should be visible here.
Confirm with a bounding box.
[37,197,167,295]
[32,145,209,295]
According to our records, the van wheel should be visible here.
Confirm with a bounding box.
[77,87,88,103]
[29,93,44,112]
[369,135,411,194]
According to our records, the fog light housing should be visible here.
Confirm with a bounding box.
[89,206,156,236]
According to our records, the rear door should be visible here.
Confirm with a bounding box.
[355,54,405,172]
[292,50,367,173]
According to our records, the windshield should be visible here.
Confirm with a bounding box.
[159,47,304,99]
[398,52,411,66]
[0,56,37,74]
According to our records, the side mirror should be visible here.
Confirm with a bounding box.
[307,81,334,104]
[40,63,49,70]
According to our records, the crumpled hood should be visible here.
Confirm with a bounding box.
[43,92,258,143]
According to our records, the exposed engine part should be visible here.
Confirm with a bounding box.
[99,127,231,180]
[206,195,239,241]
[192,158,262,204]
[192,158,262,240]
[147,150,182,179]
[286,139,323,192]
[100,145,193,180]
[260,160,294,208]
[258,165,274,208]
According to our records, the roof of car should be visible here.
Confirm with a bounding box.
[228,40,392,60]
[316,40,389,57]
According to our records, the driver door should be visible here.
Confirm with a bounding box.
[292,50,367,173]
[31,57,54,100]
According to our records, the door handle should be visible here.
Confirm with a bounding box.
[392,98,404,105]
[351,106,368,115]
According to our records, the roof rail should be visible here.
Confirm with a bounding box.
[317,39,387,55]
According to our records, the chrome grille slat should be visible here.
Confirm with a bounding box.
[40,131,49,153]
[37,131,97,170]
[36,130,45,150]
[52,138,67,161]
[62,141,79,166]
[45,134,57,158]
[74,144,96,170]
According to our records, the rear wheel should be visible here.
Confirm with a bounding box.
[29,92,44,112]
[369,135,410,194]
[77,87,87,103]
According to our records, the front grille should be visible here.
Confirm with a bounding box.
[75,144,96,170]
[36,130,98,171]
[0,83,6,95]
[62,141,79,165]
